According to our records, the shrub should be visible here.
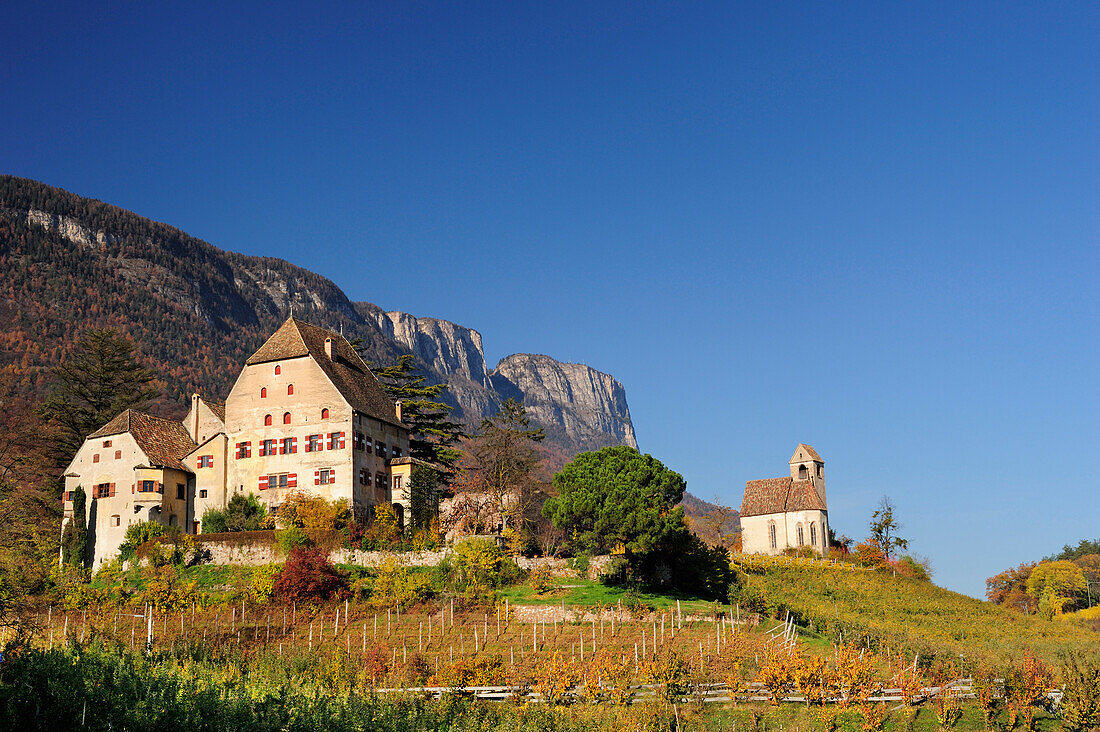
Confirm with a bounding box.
[1060,654,1100,731]
[275,527,312,556]
[251,564,282,603]
[202,494,269,533]
[854,541,887,569]
[569,553,590,575]
[598,555,631,586]
[271,548,349,603]
[118,521,169,562]
[528,565,555,595]
[896,555,932,581]
[276,489,350,531]
[451,538,522,590]
[371,554,434,608]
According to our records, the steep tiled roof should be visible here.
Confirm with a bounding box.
[88,409,197,472]
[740,477,826,517]
[790,443,822,462]
[246,318,402,426]
[203,399,226,423]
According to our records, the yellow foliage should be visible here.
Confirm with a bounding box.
[250,564,281,603]
[277,489,350,531]
[532,651,579,704]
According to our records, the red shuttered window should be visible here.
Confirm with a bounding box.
[327,432,345,450]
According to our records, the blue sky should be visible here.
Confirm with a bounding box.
[4,1,1098,597]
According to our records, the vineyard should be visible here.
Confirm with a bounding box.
[4,558,1095,731]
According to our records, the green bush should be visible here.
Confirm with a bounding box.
[202,494,269,533]
[118,521,170,562]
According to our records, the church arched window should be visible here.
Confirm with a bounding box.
[810,522,817,546]
[798,464,808,480]
[797,524,804,546]
[768,523,777,549]
[264,414,272,426]
[260,387,267,398]
[283,412,291,425]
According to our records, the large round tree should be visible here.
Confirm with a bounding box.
[542,446,688,556]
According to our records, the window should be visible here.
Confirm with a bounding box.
[280,436,297,455]
[259,439,276,457]
[354,432,366,450]
[95,483,115,499]
[327,432,345,450]
[114,450,121,459]
[111,515,121,527]
[287,384,294,395]
[103,440,112,447]
[196,455,214,469]
[192,521,200,534]
[92,454,100,463]
[810,522,817,546]
[260,387,267,398]
[260,473,295,490]
[798,464,808,480]
[321,408,330,419]
[375,441,386,457]
[169,514,178,527]
[140,480,156,493]
[264,414,273,426]
[283,412,291,425]
[63,491,73,502]
[393,446,402,458]
[305,434,323,452]
[315,469,335,485]
[176,484,185,500]
[199,489,208,499]
[359,468,368,485]
[376,472,385,489]
[769,523,777,549]
[393,475,402,493]
[817,464,823,477]
[235,441,252,459]
[797,525,804,546]
[274,365,281,375]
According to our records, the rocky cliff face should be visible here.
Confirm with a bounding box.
[492,354,637,451]
[1,176,638,456]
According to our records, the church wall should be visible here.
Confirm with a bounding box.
[740,509,829,556]
[189,434,228,533]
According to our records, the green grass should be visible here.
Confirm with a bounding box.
[500,577,716,613]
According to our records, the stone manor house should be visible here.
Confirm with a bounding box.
[739,444,830,556]
[61,318,418,569]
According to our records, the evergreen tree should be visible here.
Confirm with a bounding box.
[39,329,158,465]
[370,354,466,482]
[60,486,87,567]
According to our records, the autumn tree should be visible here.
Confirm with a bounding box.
[986,562,1037,613]
[39,328,158,465]
[1027,560,1087,617]
[868,496,908,560]
[451,399,545,536]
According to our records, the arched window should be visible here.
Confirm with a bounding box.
[287,384,294,395]
[797,524,804,546]
[810,522,817,546]
[274,365,281,375]
[321,408,329,419]
[768,523,777,549]
[816,463,823,478]
[283,412,291,425]
[264,414,272,426]
[260,387,267,398]
[798,464,808,480]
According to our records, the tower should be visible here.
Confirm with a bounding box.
[789,443,825,507]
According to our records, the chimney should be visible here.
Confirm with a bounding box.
[324,337,333,359]
[394,400,402,422]
[190,394,200,441]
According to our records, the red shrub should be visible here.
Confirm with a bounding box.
[272,547,349,603]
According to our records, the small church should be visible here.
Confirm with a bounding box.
[739,444,829,555]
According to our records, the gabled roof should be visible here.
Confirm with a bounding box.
[202,399,226,423]
[88,410,197,472]
[790,443,822,463]
[245,317,402,426]
[740,477,826,517]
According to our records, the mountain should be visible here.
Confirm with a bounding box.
[0,176,635,455]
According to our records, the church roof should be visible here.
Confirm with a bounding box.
[790,443,822,463]
[245,317,402,427]
[202,399,226,423]
[740,477,826,517]
[88,409,197,472]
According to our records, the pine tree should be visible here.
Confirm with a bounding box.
[60,486,87,567]
[39,329,159,465]
[370,355,466,482]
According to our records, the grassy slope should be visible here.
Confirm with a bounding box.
[740,561,1098,666]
